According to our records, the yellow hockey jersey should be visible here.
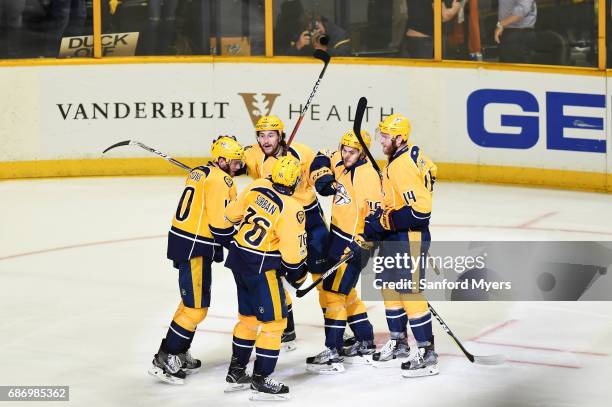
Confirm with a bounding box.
[225,178,307,274]
[326,151,383,258]
[167,164,237,262]
[242,142,317,208]
[382,144,437,230]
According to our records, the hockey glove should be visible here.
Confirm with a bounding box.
[283,266,308,289]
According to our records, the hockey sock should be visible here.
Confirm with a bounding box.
[325,318,346,351]
[346,290,371,340]
[231,336,255,367]
[284,304,295,335]
[385,308,408,338]
[408,312,433,344]
[347,312,374,342]
[253,320,284,376]
[165,321,195,354]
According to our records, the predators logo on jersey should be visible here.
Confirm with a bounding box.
[333,182,351,206]
[225,178,307,274]
[324,151,383,259]
[167,164,237,263]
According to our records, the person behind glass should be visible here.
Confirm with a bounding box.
[274,0,308,55]
[402,0,463,59]
[143,0,179,55]
[291,15,351,57]
[0,0,25,58]
[494,0,537,63]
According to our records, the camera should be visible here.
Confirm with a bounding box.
[309,19,330,46]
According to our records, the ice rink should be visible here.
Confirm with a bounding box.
[1,176,611,407]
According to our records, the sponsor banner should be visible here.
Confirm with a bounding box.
[0,62,610,180]
[58,32,139,58]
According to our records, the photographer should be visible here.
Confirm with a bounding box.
[291,15,351,57]
[274,1,350,56]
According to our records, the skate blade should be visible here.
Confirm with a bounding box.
[370,357,408,369]
[183,367,201,375]
[281,340,297,352]
[343,354,373,365]
[224,383,251,393]
[249,390,290,401]
[148,366,185,385]
[306,362,345,374]
[401,364,439,378]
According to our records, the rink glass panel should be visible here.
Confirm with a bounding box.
[100,0,265,56]
[444,0,599,67]
[0,0,610,70]
[0,0,94,59]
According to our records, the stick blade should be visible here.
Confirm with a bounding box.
[473,354,506,365]
[103,140,132,154]
[313,49,330,64]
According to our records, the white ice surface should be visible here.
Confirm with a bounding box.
[1,177,611,407]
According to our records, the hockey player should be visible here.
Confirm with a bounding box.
[364,114,439,377]
[149,136,244,385]
[224,156,308,400]
[306,130,381,373]
[242,115,329,350]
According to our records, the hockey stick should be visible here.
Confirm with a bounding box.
[428,304,505,365]
[296,251,353,298]
[353,96,381,173]
[103,140,193,172]
[285,49,331,148]
[352,97,504,365]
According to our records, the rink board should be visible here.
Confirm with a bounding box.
[0,62,611,191]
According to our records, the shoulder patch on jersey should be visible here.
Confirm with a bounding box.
[224,176,233,187]
[296,210,305,224]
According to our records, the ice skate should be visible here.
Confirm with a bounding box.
[401,339,439,378]
[148,350,186,385]
[249,373,290,401]
[342,331,356,348]
[224,359,251,393]
[371,338,411,368]
[281,330,297,352]
[178,350,201,375]
[306,347,345,374]
[343,340,376,365]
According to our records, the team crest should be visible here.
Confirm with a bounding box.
[224,176,233,187]
[296,210,305,224]
[333,182,351,205]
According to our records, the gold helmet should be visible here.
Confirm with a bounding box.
[340,129,371,151]
[255,115,285,133]
[378,113,412,141]
[211,135,244,161]
[271,155,301,189]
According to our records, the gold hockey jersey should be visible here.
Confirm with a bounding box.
[325,151,383,258]
[242,142,317,208]
[167,164,237,262]
[382,144,437,229]
[225,178,307,274]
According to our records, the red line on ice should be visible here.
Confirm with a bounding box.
[469,319,518,341]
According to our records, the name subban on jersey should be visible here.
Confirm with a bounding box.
[255,195,277,215]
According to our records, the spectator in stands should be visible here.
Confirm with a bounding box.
[494,0,537,63]
[274,0,351,56]
[401,0,463,59]
[0,0,25,58]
